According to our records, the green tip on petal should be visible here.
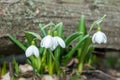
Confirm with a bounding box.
[31,40,35,45]
[97,25,101,32]
[48,30,52,35]
[54,31,58,36]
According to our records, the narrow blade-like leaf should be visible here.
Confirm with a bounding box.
[63,35,89,60]
[65,32,82,46]
[8,34,26,51]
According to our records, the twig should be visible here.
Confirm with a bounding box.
[9,62,14,79]
[82,70,116,80]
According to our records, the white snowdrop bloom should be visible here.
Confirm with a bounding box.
[92,31,107,44]
[25,45,39,57]
[40,35,53,49]
[52,36,66,50]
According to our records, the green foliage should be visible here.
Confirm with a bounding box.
[1,61,7,75]
[8,34,26,51]
[12,58,19,77]
[8,15,106,76]
[65,32,82,46]
[25,31,42,44]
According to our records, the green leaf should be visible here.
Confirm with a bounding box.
[57,22,63,37]
[78,15,86,36]
[63,35,89,60]
[54,22,63,65]
[13,58,19,75]
[65,32,82,46]
[78,37,92,60]
[27,59,32,65]
[25,31,41,45]
[77,15,87,58]
[8,34,26,51]
[54,46,61,67]
[86,45,95,64]
[95,14,106,24]
[25,31,41,40]
[53,22,63,32]
[1,61,7,75]
[38,22,55,37]
[42,22,55,30]
[38,24,47,37]
[36,57,41,72]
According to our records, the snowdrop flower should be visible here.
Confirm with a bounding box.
[25,45,39,57]
[92,31,107,44]
[40,35,53,49]
[51,36,66,50]
[40,35,65,51]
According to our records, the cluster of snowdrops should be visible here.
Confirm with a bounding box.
[8,15,107,76]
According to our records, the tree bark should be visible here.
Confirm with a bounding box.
[0,0,120,55]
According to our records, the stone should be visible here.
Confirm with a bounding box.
[19,64,33,73]
[1,72,10,80]
[41,75,54,80]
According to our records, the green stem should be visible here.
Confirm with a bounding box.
[49,49,60,74]
[78,61,83,72]
[88,14,106,34]
[48,53,53,75]
[54,47,61,74]
[41,48,47,65]
[42,22,54,30]
[54,46,61,65]
[88,22,96,34]
[97,24,101,31]
[88,54,96,65]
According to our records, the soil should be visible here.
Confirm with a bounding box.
[16,70,116,80]
[1,57,118,80]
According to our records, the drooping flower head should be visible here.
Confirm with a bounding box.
[40,31,66,51]
[51,31,65,50]
[40,30,54,50]
[25,41,39,57]
[52,36,65,50]
[92,27,107,44]
[40,35,53,49]
[52,31,66,49]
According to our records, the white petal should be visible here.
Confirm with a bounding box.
[101,32,107,43]
[25,46,34,57]
[92,32,107,44]
[25,45,39,57]
[56,37,66,48]
[40,35,53,48]
[51,37,58,50]
[97,32,107,44]
[92,33,97,43]
[50,47,55,51]
[95,34,103,44]
[103,39,107,43]
[32,46,39,57]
